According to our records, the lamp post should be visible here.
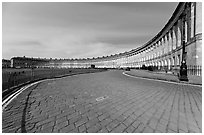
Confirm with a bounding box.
[179,12,188,81]
[31,61,34,81]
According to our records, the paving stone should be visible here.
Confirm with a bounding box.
[56,116,67,125]
[2,126,21,133]
[178,129,187,133]
[69,116,81,125]
[125,125,135,133]
[143,126,154,133]
[134,123,145,133]
[70,128,79,133]
[167,128,177,133]
[148,118,158,129]
[47,111,61,118]
[156,123,166,133]
[2,121,14,129]
[100,118,112,127]
[111,123,127,133]
[36,117,55,127]
[56,112,69,120]
[123,116,134,127]
[54,121,69,131]
[41,121,55,130]
[168,122,178,132]
[38,126,53,133]
[78,124,86,132]
[115,115,126,122]
[188,124,200,133]
[87,112,98,120]
[85,117,99,129]
[75,117,88,127]
[98,113,109,121]
[67,111,79,120]
[2,71,202,133]
[59,124,75,133]
[87,123,101,133]
[138,115,149,125]
[155,130,162,133]
[132,120,141,128]
[106,120,120,132]
[159,118,168,126]
[98,127,109,133]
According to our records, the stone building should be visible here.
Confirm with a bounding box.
[9,2,202,76]
[2,59,11,68]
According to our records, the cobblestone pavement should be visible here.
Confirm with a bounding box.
[2,70,202,133]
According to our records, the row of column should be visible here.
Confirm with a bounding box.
[116,2,195,70]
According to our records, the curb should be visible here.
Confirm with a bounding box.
[124,72,202,86]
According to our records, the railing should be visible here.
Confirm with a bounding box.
[133,65,202,77]
[187,65,202,76]
[2,68,106,98]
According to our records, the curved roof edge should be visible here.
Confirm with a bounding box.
[126,2,186,55]
[92,2,186,59]
[10,3,186,61]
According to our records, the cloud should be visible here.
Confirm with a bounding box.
[2,2,178,59]
[6,40,42,47]
[96,33,153,47]
[64,42,130,59]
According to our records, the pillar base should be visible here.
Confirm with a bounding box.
[179,75,189,81]
[179,62,188,82]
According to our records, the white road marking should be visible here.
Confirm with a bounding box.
[2,80,43,111]
[123,72,202,88]
[96,96,108,102]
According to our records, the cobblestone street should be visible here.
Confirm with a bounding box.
[2,70,202,133]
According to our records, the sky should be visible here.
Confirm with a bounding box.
[2,2,178,59]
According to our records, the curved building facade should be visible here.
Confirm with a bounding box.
[11,2,202,76]
[89,2,202,76]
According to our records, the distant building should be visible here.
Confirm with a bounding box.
[2,59,11,68]
[11,56,49,68]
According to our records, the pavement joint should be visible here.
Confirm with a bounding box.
[2,71,201,133]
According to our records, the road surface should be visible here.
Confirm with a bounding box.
[2,70,202,133]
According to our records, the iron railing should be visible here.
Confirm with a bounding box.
[135,65,202,76]
[187,65,202,76]
[2,68,105,94]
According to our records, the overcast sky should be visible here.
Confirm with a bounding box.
[2,2,178,59]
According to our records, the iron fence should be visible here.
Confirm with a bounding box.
[187,65,202,76]
[136,64,202,76]
[2,68,105,93]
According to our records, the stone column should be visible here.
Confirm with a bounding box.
[168,31,172,52]
[176,24,181,48]
[195,2,202,66]
[190,2,195,38]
